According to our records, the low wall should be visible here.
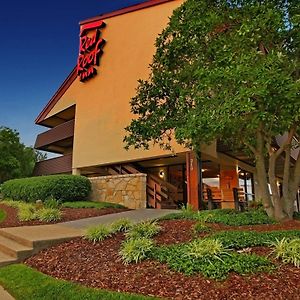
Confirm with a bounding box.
[89,173,147,209]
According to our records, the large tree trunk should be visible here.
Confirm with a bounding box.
[255,152,274,218]
[268,153,287,220]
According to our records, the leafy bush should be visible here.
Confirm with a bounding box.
[271,238,300,267]
[186,239,229,261]
[44,197,61,209]
[1,199,23,208]
[36,208,62,222]
[192,222,211,235]
[152,243,272,279]
[111,218,133,233]
[161,208,275,226]
[62,201,125,209]
[120,238,154,264]
[17,203,37,221]
[210,230,300,249]
[84,224,112,243]
[126,220,161,240]
[1,175,91,202]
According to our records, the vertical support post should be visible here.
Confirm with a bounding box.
[185,151,202,210]
[196,151,203,210]
[207,188,213,210]
[233,187,240,211]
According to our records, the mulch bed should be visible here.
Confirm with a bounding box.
[25,219,300,300]
[0,204,129,228]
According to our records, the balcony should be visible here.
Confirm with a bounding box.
[33,154,72,176]
[35,119,75,153]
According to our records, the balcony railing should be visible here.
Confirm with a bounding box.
[33,154,72,176]
[35,119,75,150]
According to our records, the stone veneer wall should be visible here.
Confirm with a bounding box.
[89,173,147,209]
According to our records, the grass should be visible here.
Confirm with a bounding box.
[0,264,159,300]
[0,208,6,223]
[62,201,126,209]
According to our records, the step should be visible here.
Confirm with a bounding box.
[0,229,33,248]
[0,235,33,260]
[0,252,17,267]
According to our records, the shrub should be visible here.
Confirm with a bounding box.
[1,199,22,208]
[152,243,273,279]
[192,222,211,235]
[17,203,37,221]
[44,197,61,209]
[1,175,91,202]
[126,220,161,240]
[210,230,300,249]
[120,238,154,264]
[84,224,112,243]
[111,218,133,233]
[271,238,300,267]
[161,208,275,226]
[36,208,62,222]
[186,239,229,261]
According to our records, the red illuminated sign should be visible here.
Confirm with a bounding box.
[77,20,106,82]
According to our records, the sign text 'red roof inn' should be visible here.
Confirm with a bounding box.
[77,20,106,82]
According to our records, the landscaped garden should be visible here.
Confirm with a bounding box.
[0,207,297,300]
[0,174,129,228]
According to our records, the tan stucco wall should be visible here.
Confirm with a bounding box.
[70,0,188,169]
[46,87,76,118]
[42,0,219,170]
[89,173,147,209]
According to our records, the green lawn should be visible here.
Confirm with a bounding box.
[0,264,159,300]
[0,208,6,223]
[62,201,126,209]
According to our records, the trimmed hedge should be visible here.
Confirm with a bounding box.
[1,175,91,202]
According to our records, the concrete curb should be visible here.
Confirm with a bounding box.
[0,286,15,300]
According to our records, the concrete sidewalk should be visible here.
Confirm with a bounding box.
[0,286,14,300]
[0,209,178,267]
[61,208,177,229]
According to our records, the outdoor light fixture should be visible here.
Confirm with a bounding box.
[159,170,165,179]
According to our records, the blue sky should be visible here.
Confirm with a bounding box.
[0,0,148,147]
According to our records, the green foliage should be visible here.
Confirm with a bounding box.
[124,0,300,152]
[0,264,157,300]
[124,0,300,219]
[210,230,300,249]
[271,238,300,267]
[152,243,272,279]
[44,197,61,209]
[186,239,229,261]
[17,203,37,221]
[36,208,62,222]
[111,218,133,233]
[192,221,211,235]
[161,208,275,226]
[84,224,112,243]
[1,175,91,202]
[120,238,154,264]
[2,200,62,223]
[0,209,6,223]
[0,127,46,184]
[126,220,161,240]
[0,199,22,208]
[62,201,125,209]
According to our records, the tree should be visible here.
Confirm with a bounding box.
[0,127,46,183]
[124,0,300,220]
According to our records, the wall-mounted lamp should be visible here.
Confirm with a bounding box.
[159,170,165,179]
